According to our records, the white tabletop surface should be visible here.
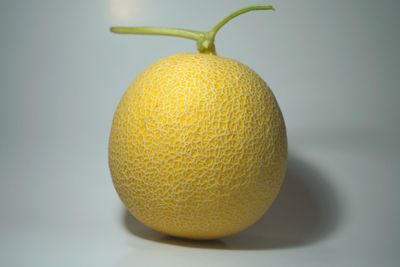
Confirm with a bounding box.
[1,1,399,266]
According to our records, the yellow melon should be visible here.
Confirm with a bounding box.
[109,5,287,240]
[109,52,287,239]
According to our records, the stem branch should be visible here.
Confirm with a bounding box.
[208,5,274,40]
[110,26,202,41]
[110,5,275,54]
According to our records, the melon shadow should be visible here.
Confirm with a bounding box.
[122,154,343,250]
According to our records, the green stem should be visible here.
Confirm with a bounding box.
[110,27,202,41]
[110,4,275,55]
[208,5,274,41]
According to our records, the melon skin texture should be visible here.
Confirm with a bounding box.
[109,52,287,240]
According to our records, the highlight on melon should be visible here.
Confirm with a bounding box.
[108,4,287,240]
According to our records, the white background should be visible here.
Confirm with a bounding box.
[1,0,399,266]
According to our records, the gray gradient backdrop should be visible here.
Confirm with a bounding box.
[1,0,399,266]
